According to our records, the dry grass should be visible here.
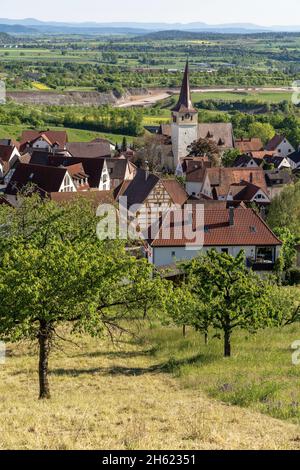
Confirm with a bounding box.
[1,331,300,450]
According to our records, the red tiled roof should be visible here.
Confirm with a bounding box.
[150,208,281,247]
[265,134,285,151]
[20,130,68,151]
[250,151,275,159]
[235,138,263,153]
[161,179,188,206]
[66,141,111,159]
[205,167,268,196]
[185,159,209,182]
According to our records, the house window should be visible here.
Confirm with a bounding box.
[221,248,229,254]
[171,251,176,258]
[255,247,275,264]
[103,175,107,183]
[103,184,106,190]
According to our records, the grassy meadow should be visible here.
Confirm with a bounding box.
[0,124,132,145]
[1,323,300,449]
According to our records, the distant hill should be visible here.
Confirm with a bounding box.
[0,32,15,43]
[0,24,36,34]
[0,18,300,35]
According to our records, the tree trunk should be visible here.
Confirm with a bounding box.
[204,332,208,345]
[183,325,186,338]
[224,329,231,357]
[38,320,52,399]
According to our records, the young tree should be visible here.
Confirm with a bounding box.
[222,148,241,168]
[169,250,276,357]
[267,182,300,239]
[187,138,221,167]
[0,194,166,399]
[248,122,275,145]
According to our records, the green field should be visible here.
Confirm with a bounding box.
[0,124,132,144]
[191,90,293,103]
[147,322,300,424]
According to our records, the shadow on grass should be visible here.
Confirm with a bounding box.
[50,352,217,377]
[73,348,157,359]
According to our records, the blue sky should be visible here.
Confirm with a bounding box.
[1,0,300,25]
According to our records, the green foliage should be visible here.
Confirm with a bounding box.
[248,122,275,145]
[222,148,241,167]
[167,250,276,357]
[287,268,300,286]
[0,103,143,137]
[273,227,298,272]
[267,182,300,239]
[0,194,166,397]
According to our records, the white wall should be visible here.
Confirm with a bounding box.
[186,181,202,198]
[99,160,111,191]
[274,139,295,158]
[32,138,51,151]
[171,114,198,167]
[151,245,257,267]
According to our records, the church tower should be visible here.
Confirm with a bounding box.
[171,61,198,168]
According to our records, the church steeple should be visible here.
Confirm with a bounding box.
[172,60,197,113]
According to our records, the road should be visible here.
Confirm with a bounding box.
[116,86,293,108]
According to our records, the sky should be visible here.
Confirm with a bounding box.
[1,0,300,25]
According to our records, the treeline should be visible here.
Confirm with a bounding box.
[195,99,296,114]
[0,103,144,136]
[200,110,300,148]
[1,61,298,92]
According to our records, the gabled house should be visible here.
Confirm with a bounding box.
[184,158,212,198]
[145,206,281,273]
[265,169,294,199]
[105,158,137,189]
[62,158,110,191]
[19,130,68,153]
[0,144,20,179]
[232,154,263,168]
[116,168,188,232]
[265,134,295,158]
[287,149,300,170]
[5,163,77,196]
[263,155,291,170]
[64,163,90,192]
[194,167,270,204]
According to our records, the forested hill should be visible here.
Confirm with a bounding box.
[135,29,300,41]
[0,32,15,43]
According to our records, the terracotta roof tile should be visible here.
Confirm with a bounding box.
[150,208,281,247]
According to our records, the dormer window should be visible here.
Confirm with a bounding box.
[185,114,191,119]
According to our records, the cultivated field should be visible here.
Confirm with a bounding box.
[1,324,300,450]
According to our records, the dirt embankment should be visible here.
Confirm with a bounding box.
[6,87,150,107]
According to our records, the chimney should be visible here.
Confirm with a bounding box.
[229,206,234,226]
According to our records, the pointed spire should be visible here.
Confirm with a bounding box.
[172,60,197,113]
